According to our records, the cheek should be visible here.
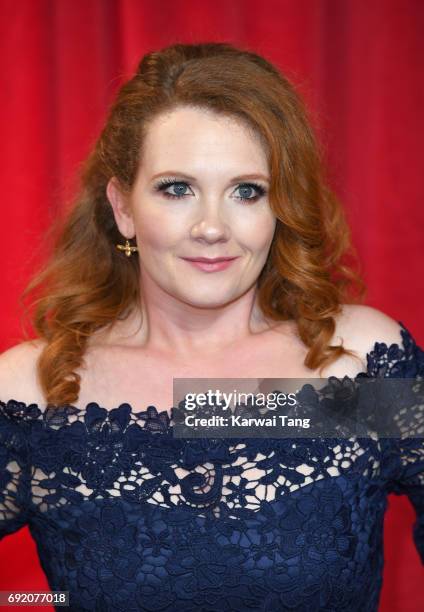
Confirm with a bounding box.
[135,209,184,250]
[237,214,276,252]
[135,204,276,253]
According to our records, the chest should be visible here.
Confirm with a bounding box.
[28,430,387,612]
[75,333,365,413]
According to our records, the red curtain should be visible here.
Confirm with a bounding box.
[0,1,423,610]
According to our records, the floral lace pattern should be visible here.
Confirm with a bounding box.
[1,321,423,611]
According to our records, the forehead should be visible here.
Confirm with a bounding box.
[139,106,268,175]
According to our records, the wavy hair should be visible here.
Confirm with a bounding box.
[19,41,366,407]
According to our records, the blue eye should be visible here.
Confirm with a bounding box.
[234,183,266,202]
[154,178,267,203]
[155,179,191,199]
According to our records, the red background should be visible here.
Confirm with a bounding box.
[0,1,423,610]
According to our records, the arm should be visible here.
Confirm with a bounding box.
[390,438,424,564]
[0,403,31,538]
[0,341,42,539]
[346,306,424,563]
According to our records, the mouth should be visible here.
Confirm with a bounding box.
[181,257,239,263]
[180,256,239,272]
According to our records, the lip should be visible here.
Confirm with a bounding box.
[182,257,239,263]
[181,256,239,272]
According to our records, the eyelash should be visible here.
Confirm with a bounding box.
[153,178,267,203]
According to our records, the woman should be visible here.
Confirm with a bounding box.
[0,42,422,611]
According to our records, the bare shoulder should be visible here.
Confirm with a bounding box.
[0,339,47,406]
[335,304,404,351]
[314,304,404,378]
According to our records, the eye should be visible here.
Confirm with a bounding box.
[154,178,193,199]
[153,178,267,203]
[233,182,267,203]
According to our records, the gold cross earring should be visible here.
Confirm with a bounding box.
[116,239,138,257]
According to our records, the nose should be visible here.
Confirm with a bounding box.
[190,199,231,243]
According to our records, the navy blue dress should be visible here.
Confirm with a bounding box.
[1,321,423,611]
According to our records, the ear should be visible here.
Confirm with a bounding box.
[106,177,136,237]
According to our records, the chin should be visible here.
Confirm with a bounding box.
[180,293,237,309]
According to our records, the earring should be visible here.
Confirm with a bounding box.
[116,238,138,257]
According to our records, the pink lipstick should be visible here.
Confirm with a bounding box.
[181,256,239,272]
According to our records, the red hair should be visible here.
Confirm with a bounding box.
[19,42,366,407]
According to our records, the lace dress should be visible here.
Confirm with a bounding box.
[0,321,423,612]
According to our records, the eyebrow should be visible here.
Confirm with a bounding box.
[151,171,270,183]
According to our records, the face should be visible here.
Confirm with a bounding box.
[107,106,277,309]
